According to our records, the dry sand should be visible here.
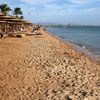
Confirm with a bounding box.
[0,29,100,100]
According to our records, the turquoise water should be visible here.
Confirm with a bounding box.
[45,26,100,59]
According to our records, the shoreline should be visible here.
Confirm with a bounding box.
[0,29,100,99]
[68,41,100,64]
[44,29,100,64]
[44,26,100,64]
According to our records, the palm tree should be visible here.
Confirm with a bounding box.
[20,16,24,20]
[0,3,12,15]
[13,7,22,17]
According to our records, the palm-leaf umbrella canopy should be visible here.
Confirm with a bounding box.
[0,15,16,19]
[0,12,34,34]
[0,12,4,16]
[0,12,33,24]
[22,21,33,24]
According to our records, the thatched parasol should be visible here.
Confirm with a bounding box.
[0,12,33,33]
[0,15,16,19]
[0,12,4,16]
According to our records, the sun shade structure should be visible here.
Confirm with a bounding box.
[0,12,33,34]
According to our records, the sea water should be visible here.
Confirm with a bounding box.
[45,26,100,60]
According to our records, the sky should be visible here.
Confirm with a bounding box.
[0,0,100,25]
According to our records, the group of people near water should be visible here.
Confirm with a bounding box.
[0,25,42,38]
[32,25,41,32]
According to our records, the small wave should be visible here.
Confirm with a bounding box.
[81,45,86,49]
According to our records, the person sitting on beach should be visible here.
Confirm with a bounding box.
[37,25,40,30]
[20,27,24,32]
[32,25,41,32]
[32,28,35,32]
[0,32,3,38]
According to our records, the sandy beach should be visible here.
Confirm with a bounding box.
[0,29,100,100]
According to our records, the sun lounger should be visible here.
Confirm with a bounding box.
[8,32,16,37]
[16,34,25,38]
[35,31,42,35]
[26,31,42,36]
[0,32,8,38]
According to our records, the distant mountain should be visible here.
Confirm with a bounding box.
[36,22,56,25]
[36,22,100,27]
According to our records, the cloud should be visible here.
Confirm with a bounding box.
[0,0,100,25]
[20,0,100,5]
[83,7,100,13]
[70,0,100,4]
[20,0,56,5]
[20,0,75,7]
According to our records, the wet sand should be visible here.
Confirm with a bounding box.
[0,29,100,100]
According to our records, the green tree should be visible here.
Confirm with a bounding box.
[20,16,24,20]
[0,3,12,15]
[14,7,22,17]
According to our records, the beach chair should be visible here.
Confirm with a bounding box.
[0,32,8,38]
